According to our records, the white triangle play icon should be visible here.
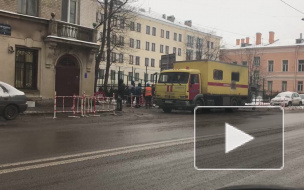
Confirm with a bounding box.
[225,123,254,153]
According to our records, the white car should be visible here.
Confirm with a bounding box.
[300,94,304,105]
[270,91,302,107]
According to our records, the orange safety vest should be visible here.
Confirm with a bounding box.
[145,86,152,96]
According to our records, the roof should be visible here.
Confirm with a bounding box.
[136,9,222,39]
[161,69,200,74]
[222,38,304,50]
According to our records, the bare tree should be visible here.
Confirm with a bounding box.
[94,0,137,92]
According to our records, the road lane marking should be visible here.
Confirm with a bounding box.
[0,137,194,175]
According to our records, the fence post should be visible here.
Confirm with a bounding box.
[53,91,57,119]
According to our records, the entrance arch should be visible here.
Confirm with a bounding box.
[55,55,80,106]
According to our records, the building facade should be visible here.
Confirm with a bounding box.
[221,32,304,97]
[0,0,98,101]
[96,8,222,87]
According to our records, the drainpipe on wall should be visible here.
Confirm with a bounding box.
[294,45,299,92]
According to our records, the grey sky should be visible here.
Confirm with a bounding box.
[133,0,304,47]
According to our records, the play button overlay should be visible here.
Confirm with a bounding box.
[194,106,284,170]
[225,123,254,154]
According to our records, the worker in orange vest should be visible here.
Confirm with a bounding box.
[145,83,152,109]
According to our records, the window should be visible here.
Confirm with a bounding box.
[282,81,287,91]
[254,57,260,66]
[144,73,148,82]
[174,33,177,41]
[299,60,304,72]
[152,43,156,52]
[152,27,156,36]
[145,58,149,66]
[165,46,169,54]
[120,18,125,29]
[190,75,199,84]
[119,53,124,63]
[166,31,170,39]
[178,48,181,56]
[173,47,176,54]
[145,42,150,51]
[111,52,116,62]
[150,74,154,83]
[136,40,141,49]
[160,45,164,53]
[135,73,139,81]
[101,51,105,61]
[129,55,134,64]
[135,56,140,65]
[232,62,237,65]
[146,26,150,35]
[242,61,247,66]
[61,0,79,23]
[18,0,39,16]
[119,36,124,46]
[118,71,124,80]
[254,70,260,81]
[178,34,182,42]
[298,81,303,92]
[211,42,214,49]
[136,23,141,32]
[196,38,203,49]
[196,51,202,60]
[112,35,117,45]
[151,59,155,67]
[130,21,135,31]
[207,41,210,49]
[128,72,133,81]
[231,72,240,82]
[130,38,134,48]
[111,70,115,80]
[283,60,288,72]
[268,81,273,92]
[98,69,104,79]
[213,70,223,80]
[187,35,194,47]
[268,60,274,72]
[15,48,38,89]
[161,29,164,38]
[111,17,118,27]
[186,49,193,60]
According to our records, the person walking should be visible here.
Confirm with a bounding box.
[145,83,152,109]
[127,81,135,106]
[135,83,142,108]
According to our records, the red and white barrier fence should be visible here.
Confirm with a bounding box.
[53,91,116,119]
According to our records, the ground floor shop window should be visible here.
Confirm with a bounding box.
[15,48,38,89]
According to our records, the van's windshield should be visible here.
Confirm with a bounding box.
[158,72,190,84]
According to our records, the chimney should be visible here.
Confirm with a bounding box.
[241,38,245,44]
[184,20,192,27]
[256,32,262,45]
[296,33,304,44]
[269,31,275,44]
[162,14,166,19]
[236,39,240,45]
[246,37,250,44]
[167,15,175,22]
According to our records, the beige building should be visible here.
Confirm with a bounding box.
[97,8,222,86]
[0,0,98,101]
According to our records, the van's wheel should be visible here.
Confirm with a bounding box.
[226,98,238,112]
[162,107,172,113]
[299,102,302,106]
[288,101,292,107]
[4,105,19,120]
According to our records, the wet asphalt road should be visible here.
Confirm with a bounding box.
[0,108,303,189]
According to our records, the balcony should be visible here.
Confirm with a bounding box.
[47,19,98,47]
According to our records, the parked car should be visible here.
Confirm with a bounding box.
[270,91,302,107]
[300,94,304,105]
[0,81,27,120]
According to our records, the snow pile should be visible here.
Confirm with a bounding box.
[0,81,25,96]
